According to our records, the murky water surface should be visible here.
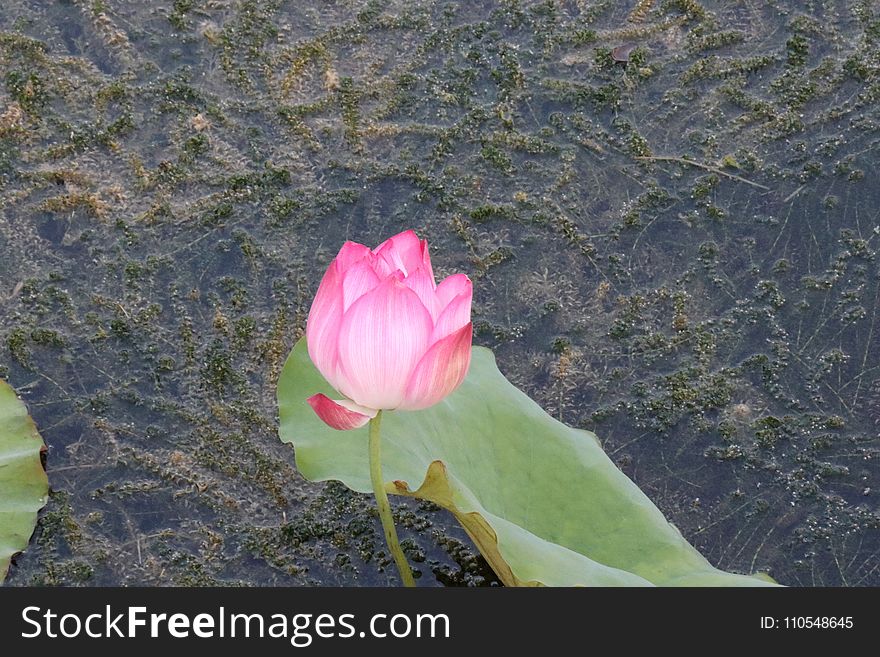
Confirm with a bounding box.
[1,0,878,586]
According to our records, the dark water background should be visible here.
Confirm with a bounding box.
[1,0,878,586]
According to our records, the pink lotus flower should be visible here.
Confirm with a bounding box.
[306,230,473,430]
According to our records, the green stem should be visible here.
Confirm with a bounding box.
[369,411,415,587]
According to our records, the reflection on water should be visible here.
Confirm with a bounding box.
[0,0,877,586]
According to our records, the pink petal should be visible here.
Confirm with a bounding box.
[372,253,395,278]
[335,241,372,269]
[376,248,407,277]
[336,276,433,409]
[436,273,472,308]
[419,238,435,283]
[307,393,376,430]
[373,230,423,277]
[432,285,472,342]
[399,323,472,410]
[306,261,344,387]
[403,266,439,320]
[341,260,381,311]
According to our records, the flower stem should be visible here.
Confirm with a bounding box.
[368,411,415,587]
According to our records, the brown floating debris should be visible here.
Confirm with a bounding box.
[628,0,655,23]
[635,156,771,191]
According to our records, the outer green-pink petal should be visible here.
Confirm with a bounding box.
[336,277,433,409]
[399,323,473,410]
[306,393,375,430]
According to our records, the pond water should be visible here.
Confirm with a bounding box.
[1,0,878,586]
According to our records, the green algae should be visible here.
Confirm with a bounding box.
[0,0,878,587]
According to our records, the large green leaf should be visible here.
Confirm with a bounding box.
[1,379,49,582]
[278,338,776,586]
